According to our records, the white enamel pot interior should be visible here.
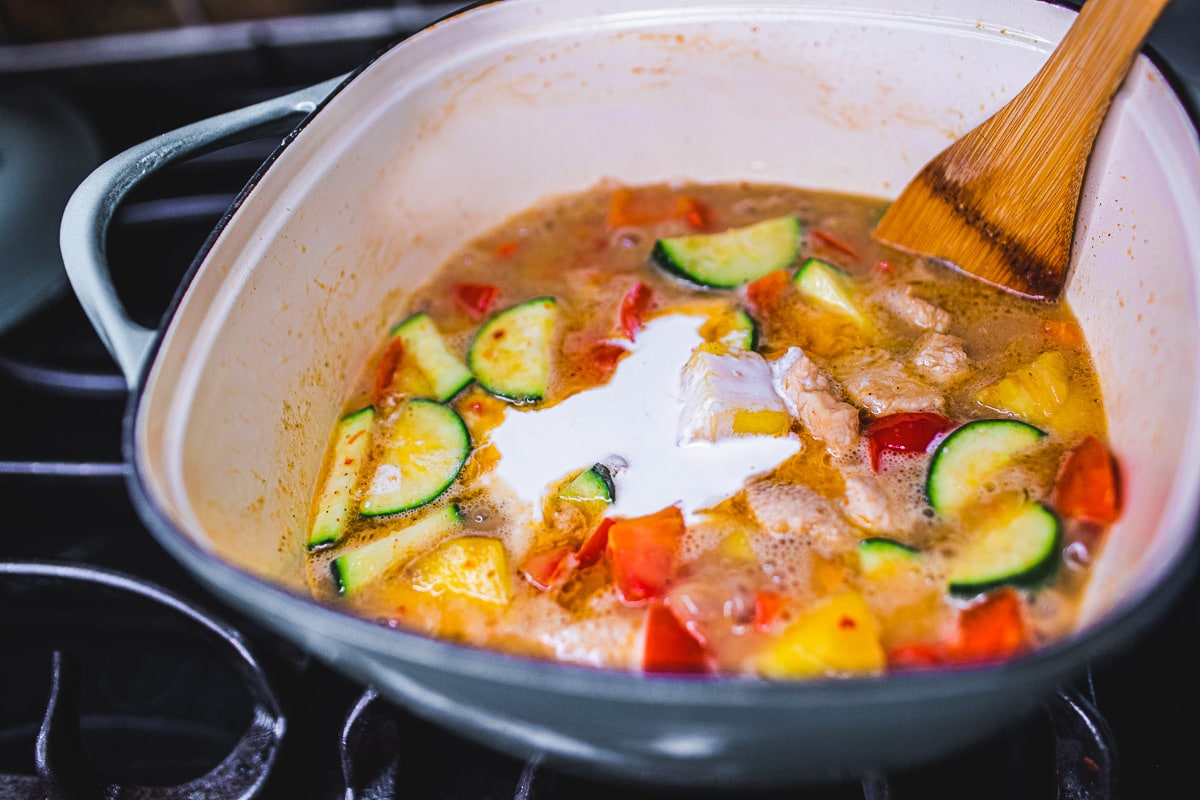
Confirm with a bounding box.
[62,0,1200,788]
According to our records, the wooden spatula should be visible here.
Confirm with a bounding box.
[872,0,1171,300]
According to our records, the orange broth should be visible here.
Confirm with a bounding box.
[303,181,1118,678]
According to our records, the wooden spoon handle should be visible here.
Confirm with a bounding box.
[1007,0,1170,155]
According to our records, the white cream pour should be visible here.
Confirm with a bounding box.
[489,314,801,521]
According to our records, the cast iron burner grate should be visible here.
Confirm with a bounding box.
[0,554,1119,800]
[337,685,1115,800]
[0,561,285,800]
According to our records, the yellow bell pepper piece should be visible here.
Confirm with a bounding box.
[410,536,511,606]
[977,351,1070,423]
[755,591,886,678]
[731,409,791,436]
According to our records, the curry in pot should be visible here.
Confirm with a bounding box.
[303,181,1121,678]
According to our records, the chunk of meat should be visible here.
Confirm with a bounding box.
[832,348,944,415]
[837,465,927,535]
[678,348,789,444]
[875,285,951,332]
[909,332,970,385]
[771,347,860,457]
[840,472,895,533]
[743,480,858,558]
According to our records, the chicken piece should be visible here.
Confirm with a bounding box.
[839,459,931,535]
[875,285,952,333]
[840,472,895,533]
[744,480,858,558]
[832,348,945,415]
[678,348,790,444]
[771,347,860,457]
[909,332,970,385]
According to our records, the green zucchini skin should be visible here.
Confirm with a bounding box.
[359,399,470,517]
[729,308,758,350]
[650,216,802,288]
[307,406,375,549]
[467,297,559,403]
[858,537,920,575]
[389,312,473,402]
[332,503,464,595]
[926,419,1047,515]
[947,501,1061,597]
[558,463,615,504]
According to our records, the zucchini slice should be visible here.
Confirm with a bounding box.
[307,406,375,549]
[699,306,758,350]
[332,503,464,595]
[558,463,615,504]
[651,216,802,288]
[360,399,470,517]
[467,297,559,403]
[388,312,473,401]
[926,419,1046,515]
[857,537,920,577]
[947,501,1061,596]
[793,257,864,324]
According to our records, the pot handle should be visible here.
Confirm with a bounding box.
[59,74,347,387]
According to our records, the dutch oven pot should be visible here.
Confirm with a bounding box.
[59,0,1200,788]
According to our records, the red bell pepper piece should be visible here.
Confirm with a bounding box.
[889,590,1029,670]
[812,229,860,261]
[1042,319,1085,349]
[373,336,406,404]
[643,603,710,674]
[753,590,787,632]
[520,546,574,592]
[946,588,1029,664]
[607,506,685,605]
[584,341,628,376]
[618,281,654,340]
[606,188,711,230]
[574,517,614,569]
[520,518,614,593]
[452,282,499,320]
[677,196,712,231]
[887,642,948,672]
[562,334,628,385]
[865,412,955,472]
[744,269,792,316]
[1053,435,1121,524]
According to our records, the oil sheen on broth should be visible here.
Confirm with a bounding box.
[303,181,1120,678]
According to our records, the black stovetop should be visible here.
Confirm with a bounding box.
[1,2,1198,797]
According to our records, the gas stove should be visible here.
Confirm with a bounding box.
[2,2,1198,798]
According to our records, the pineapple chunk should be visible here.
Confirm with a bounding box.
[977,351,1069,423]
[754,591,886,678]
[410,536,511,606]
